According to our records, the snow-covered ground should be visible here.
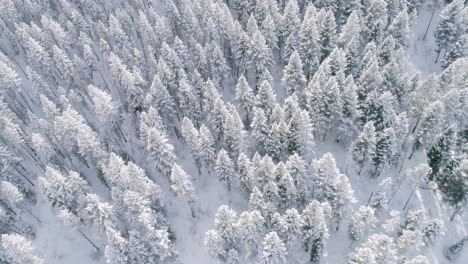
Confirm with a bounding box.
[2,1,467,264]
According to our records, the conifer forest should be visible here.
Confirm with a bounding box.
[1,0,468,263]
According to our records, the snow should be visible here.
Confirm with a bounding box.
[408,6,442,76]
[2,2,467,264]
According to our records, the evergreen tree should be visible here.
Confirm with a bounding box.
[363,0,388,44]
[108,52,144,111]
[181,117,202,167]
[287,109,315,158]
[301,200,330,264]
[348,206,378,243]
[237,210,265,257]
[442,34,468,69]
[234,0,253,26]
[351,122,377,174]
[216,149,236,191]
[199,124,216,168]
[338,11,361,48]
[299,5,320,78]
[256,80,277,118]
[249,186,267,213]
[238,152,253,194]
[307,74,342,139]
[224,108,245,160]
[39,167,89,212]
[88,85,120,132]
[213,205,240,255]
[261,14,279,52]
[316,9,337,62]
[178,78,202,123]
[252,107,269,149]
[265,122,286,162]
[388,9,411,48]
[232,27,251,76]
[82,193,113,230]
[104,228,129,264]
[248,32,273,86]
[247,14,259,37]
[397,229,424,262]
[370,177,394,211]
[434,0,464,59]
[286,153,309,205]
[146,127,176,177]
[276,162,297,208]
[427,128,456,183]
[235,75,254,123]
[421,219,444,246]
[203,80,222,115]
[0,234,44,264]
[170,164,196,203]
[282,0,301,49]
[312,153,355,229]
[207,43,229,86]
[262,231,287,264]
[282,50,306,95]
[338,76,359,143]
[349,234,397,264]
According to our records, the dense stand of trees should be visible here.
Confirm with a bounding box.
[0,0,467,263]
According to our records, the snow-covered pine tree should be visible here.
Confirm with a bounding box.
[199,124,216,168]
[248,31,273,86]
[348,206,378,243]
[442,34,468,69]
[82,193,113,231]
[338,75,359,143]
[261,14,279,53]
[0,234,44,264]
[235,75,254,123]
[362,0,388,44]
[252,107,269,151]
[275,162,297,209]
[301,200,330,264]
[39,167,89,213]
[388,9,411,48]
[282,0,301,54]
[237,210,265,257]
[312,153,355,229]
[262,231,287,264]
[215,149,236,191]
[108,52,144,111]
[434,0,464,61]
[265,122,286,162]
[146,127,176,177]
[316,9,337,62]
[170,164,196,204]
[370,177,394,211]
[224,106,245,160]
[348,234,397,264]
[256,79,277,119]
[178,78,202,123]
[282,50,306,96]
[338,11,361,48]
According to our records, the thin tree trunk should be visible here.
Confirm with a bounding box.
[423,8,436,41]
[366,192,374,206]
[78,229,101,252]
[450,206,462,222]
[20,203,42,223]
[403,186,416,210]
[435,49,442,63]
